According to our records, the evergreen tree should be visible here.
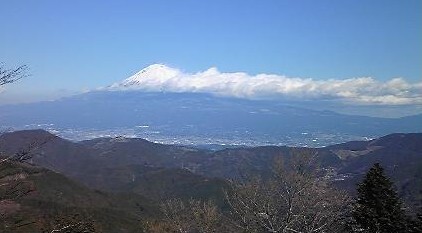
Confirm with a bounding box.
[351,163,408,233]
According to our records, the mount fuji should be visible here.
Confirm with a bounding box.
[110,64,182,90]
[0,64,421,147]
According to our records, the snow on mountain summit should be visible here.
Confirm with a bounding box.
[106,64,422,106]
[110,64,181,90]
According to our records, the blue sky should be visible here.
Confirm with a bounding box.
[0,0,421,110]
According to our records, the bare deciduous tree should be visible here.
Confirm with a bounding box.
[0,62,31,164]
[0,135,52,225]
[225,149,350,233]
[0,137,52,165]
[0,62,32,228]
[156,198,223,233]
[0,63,29,86]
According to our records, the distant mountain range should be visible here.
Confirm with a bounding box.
[0,90,421,147]
[1,130,421,205]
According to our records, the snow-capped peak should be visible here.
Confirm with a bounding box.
[111,64,181,89]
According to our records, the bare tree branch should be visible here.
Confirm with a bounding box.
[0,133,53,222]
[225,150,350,233]
[0,134,53,164]
[158,198,224,233]
[0,64,29,86]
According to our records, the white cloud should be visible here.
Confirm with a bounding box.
[109,64,422,105]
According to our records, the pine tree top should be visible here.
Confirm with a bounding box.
[352,163,407,232]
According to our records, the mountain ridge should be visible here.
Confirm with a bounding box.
[1,130,421,200]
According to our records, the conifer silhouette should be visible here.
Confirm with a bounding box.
[352,163,408,232]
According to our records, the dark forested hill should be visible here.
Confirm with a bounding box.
[1,130,421,211]
[0,161,157,233]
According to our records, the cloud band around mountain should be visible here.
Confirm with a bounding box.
[109,64,422,105]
